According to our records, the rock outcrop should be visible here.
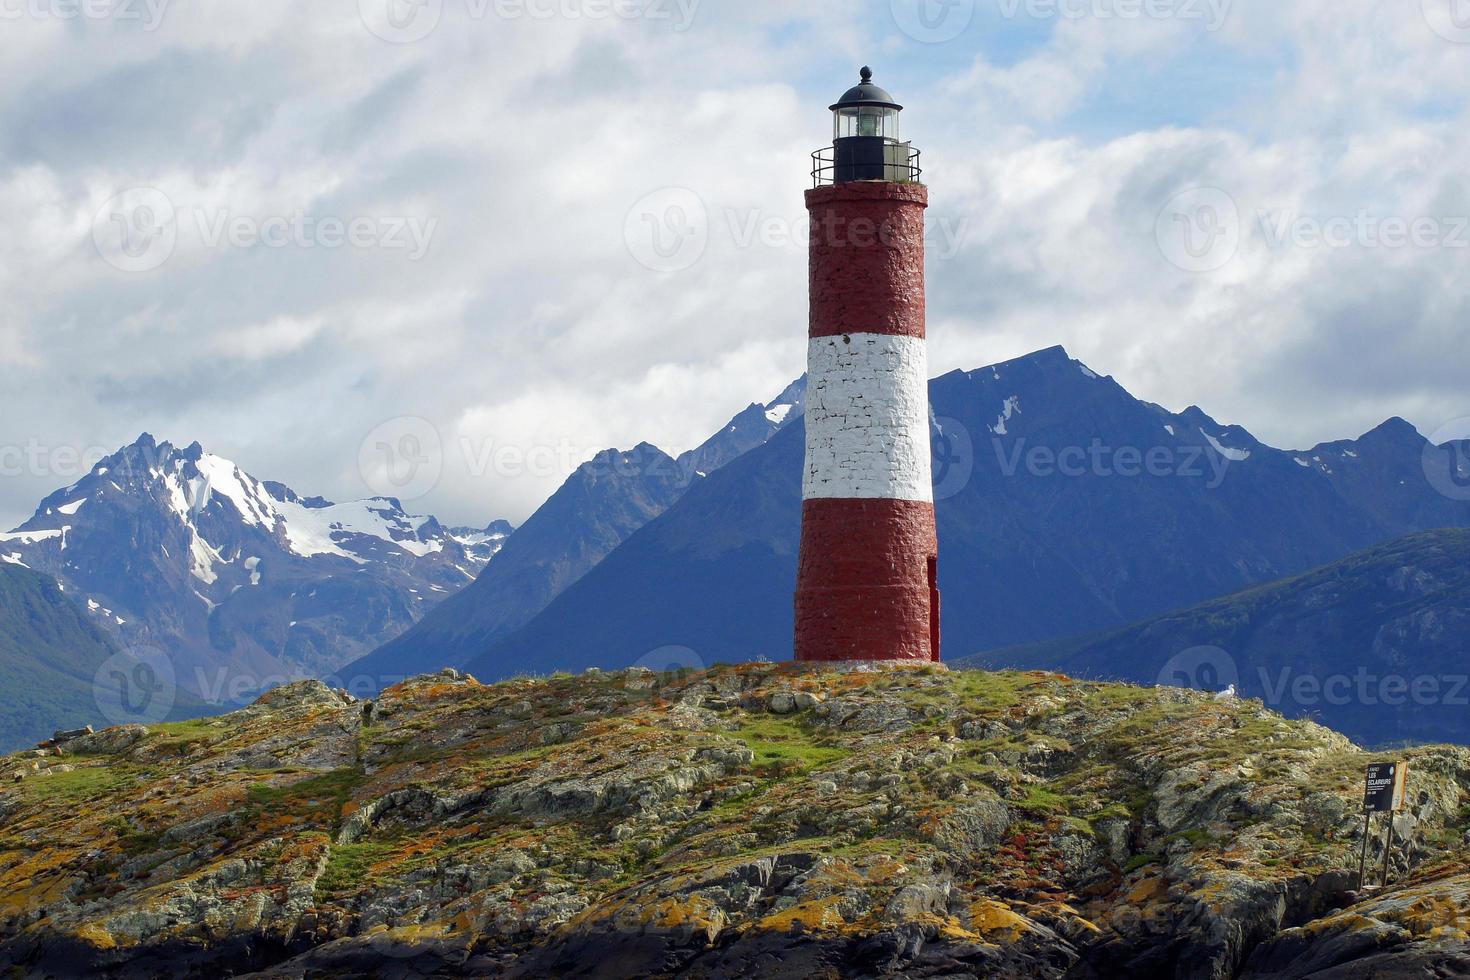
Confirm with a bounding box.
[1,664,1467,978]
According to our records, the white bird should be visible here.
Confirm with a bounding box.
[1215,685,1238,702]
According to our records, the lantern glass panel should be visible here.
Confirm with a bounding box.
[834,106,899,141]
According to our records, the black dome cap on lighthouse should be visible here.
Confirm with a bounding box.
[830,66,903,112]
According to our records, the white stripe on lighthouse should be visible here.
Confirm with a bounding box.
[803,332,933,503]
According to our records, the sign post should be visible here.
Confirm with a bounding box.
[1356,811,1372,890]
[1362,762,1410,888]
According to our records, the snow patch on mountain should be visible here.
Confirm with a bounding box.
[189,532,224,585]
[0,530,62,545]
[1201,429,1251,462]
[991,396,1022,436]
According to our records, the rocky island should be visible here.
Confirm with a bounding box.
[2,664,1467,978]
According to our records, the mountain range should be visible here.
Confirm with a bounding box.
[337,379,806,688]
[459,346,1470,688]
[0,435,511,713]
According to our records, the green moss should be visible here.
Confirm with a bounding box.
[1123,853,1161,874]
[19,764,148,804]
[1015,785,1079,815]
[727,715,850,775]
[246,767,364,833]
[951,670,1046,712]
[147,718,229,755]
[1062,816,1095,837]
[151,718,224,739]
[1169,827,1216,848]
[105,816,163,856]
[316,839,402,898]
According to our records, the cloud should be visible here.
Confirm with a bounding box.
[0,1,1466,531]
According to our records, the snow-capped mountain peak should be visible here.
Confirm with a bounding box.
[4,434,512,701]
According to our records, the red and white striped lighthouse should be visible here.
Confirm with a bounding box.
[795,68,940,664]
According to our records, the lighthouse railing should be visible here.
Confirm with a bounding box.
[811,144,923,188]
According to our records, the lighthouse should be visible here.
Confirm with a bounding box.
[795,68,940,664]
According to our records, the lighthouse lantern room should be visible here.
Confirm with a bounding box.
[816,66,922,186]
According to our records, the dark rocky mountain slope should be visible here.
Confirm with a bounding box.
[973,528,1470,747]
[345,380,805,688]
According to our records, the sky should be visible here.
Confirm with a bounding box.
[1,0,1467,530]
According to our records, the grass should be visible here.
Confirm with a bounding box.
[316,839,402,898]
[726,715,850,776]
[1014,785,1080,816]
[1092,801,1132,822]
[151,718,224,739]
[1061,816,1095,837]
[246,767,365,833]
[105,816,163,856]
[1169,827,1216,848]
[148,717,228,751]
[951,670,1049,713]
[19,764,148,804]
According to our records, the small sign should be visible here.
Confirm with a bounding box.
[1364,762,1409,813]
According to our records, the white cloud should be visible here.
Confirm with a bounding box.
[0,1,1465,532]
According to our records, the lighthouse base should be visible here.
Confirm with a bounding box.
[794,498,939,663]
[785,659,949,675]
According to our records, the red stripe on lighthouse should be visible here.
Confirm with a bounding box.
[807,182,927,340]
[795,498,938,662]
